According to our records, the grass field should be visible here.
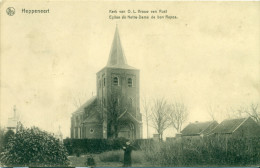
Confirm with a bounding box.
[68,151,153,167]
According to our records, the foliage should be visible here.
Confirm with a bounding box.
[99,150,144,163]
[0,127,6,153]
[63,138,150,156]
[141,136,260,166]
[99,150,123,162]
[2,130,15,148]
[64,137,128,155]
[0,125,69,167]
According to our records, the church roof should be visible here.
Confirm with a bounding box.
[83,110,102,123]
[117,110,142,124]
[72,96,97,114]
[106,26,137,70]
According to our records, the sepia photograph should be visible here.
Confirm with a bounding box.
[0,0,260,167]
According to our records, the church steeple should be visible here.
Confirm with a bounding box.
[107,26,128,67]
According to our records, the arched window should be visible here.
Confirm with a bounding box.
[113,77,119,86]
[128,78,133,87]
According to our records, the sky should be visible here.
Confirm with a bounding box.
[1,1,259,138]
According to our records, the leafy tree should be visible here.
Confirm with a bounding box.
[0,127,5,153]
[0,124,69,167]
[2,130,15,148]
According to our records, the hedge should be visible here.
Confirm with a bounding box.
[63,138,154,155]
[141,136,260,166]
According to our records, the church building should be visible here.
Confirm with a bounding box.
[70,26,143,139]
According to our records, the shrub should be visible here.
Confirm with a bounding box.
[141,137,260,166]
[99,150,123,162]
[0,127,6,153]
[63,137,128,155]
[0,125,69,167]
[99,150,145,163]
[2,130,15,147]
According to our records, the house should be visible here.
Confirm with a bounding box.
[6,105,19,133]
[55,126,63,143]
[181,121,218,137]
[209,117,260,138]
[70,26,143,139]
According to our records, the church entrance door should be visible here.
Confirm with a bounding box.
[118,121,135,139]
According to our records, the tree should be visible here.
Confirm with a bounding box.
[0,126,5,153]
[142,97,151,138]
[150,98,171,141]
[2,130,15,148]
[207,104,217,121]
[106,93,127,139]
[237,103,260,124]
[0,124,69,166]
[169,101,189,133]
[71,89,90,108]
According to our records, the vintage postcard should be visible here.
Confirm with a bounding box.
[0,0,260,167]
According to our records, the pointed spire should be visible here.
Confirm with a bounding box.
[107,25,128,66]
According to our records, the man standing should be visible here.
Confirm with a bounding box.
[123,141,134,167]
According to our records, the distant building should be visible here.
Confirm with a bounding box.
[181,121,218,137]
[209,117,260,138]
[55,126,63,143]
[70,26,142,139]
[6,105,19,133]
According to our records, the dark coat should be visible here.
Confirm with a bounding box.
[123,145,134,167]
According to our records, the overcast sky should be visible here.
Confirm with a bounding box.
[1,1,259,138]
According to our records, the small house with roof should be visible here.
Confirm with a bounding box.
[209,117,260,138]
[181,121,218,138]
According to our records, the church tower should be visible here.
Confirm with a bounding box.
[71,26,142,140]
[97,26,142,139]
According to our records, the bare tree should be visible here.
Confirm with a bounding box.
[248,104,260,123]
[238,103,260,123]
[150,98,171,141]
[70,90,91,108]
[142,97,151,138]
[106,93,127,138]
[206,103,227,121]
[169,101,189,133]
[207,104,217,121]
